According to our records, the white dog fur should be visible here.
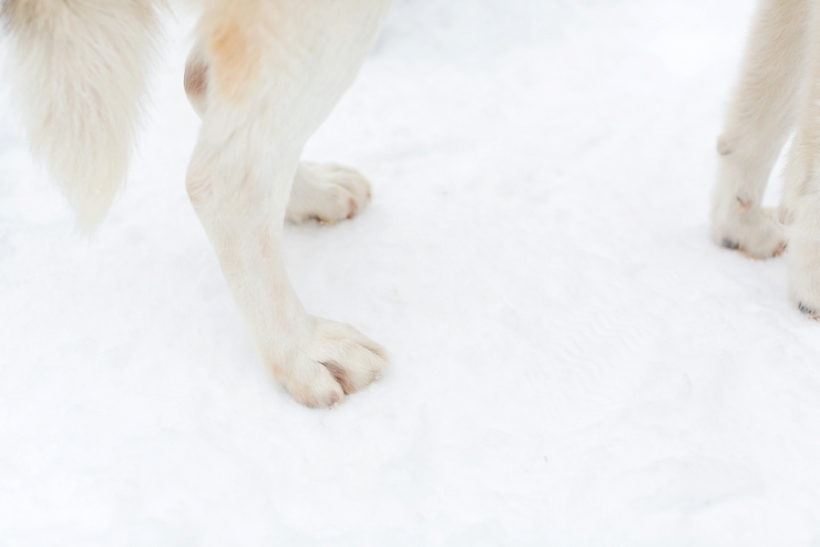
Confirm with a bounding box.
[2,0,392,407]
[11,0,820,409]
[712,0,820,317]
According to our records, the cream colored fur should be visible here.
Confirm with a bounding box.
[4,0,392,406]
[3,0,161,231]
[712,0,820,317]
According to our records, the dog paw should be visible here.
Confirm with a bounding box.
[286,162,372,224]
[711,205,786,259]
[277,318,388,408]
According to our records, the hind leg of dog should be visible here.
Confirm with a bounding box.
[184,36,374,226]
[186,0,392,406]
[711,0,809,258]
[783,5,820,317]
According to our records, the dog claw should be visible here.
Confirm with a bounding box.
[798,302,819,319]
[722,238,740,250]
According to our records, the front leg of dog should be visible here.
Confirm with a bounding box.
[187,148,387,407]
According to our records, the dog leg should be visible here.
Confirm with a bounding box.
[711,0,809,258]
[782,3,820,317]
[184,41,374,226]
[186,0,392,406]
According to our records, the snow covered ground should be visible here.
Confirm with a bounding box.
[2,0,819,544]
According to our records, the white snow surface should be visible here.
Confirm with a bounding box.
[1,0,819,544]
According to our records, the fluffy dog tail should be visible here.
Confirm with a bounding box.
[2,0,161,231]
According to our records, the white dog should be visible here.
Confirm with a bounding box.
[2,0,393,407]
[712,0,820,316]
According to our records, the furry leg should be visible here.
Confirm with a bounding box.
[186,0,391,406]
[184,39,374,225]
[783,3,820,317]
[711,0,809,258]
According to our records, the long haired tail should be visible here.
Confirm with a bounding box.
[3,0,161,231]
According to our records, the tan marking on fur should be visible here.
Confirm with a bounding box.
[184,60,209,101]
[199,1,265,101]
[1,0,42,29]
[321,361,353,395]
[209,21,255,99]
[740,240,787,259]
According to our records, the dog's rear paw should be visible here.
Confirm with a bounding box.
[277,318,388,408]
[286,162,372,224]
[711,205,786,259]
